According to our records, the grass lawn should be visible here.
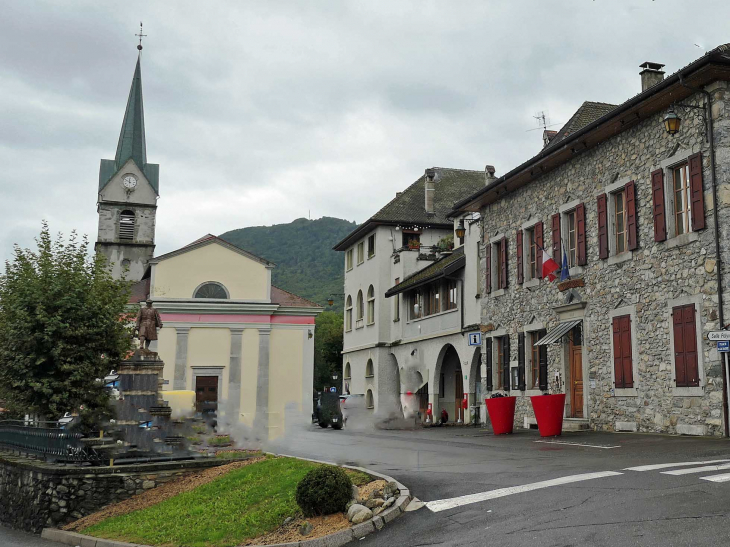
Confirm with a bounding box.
[82,457,370,547]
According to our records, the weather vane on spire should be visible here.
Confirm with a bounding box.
[135,21,147,51]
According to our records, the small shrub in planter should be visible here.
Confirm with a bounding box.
[296,465,353,516]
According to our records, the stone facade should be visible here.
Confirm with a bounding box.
[0,453,222,533]
[475,82,730,436]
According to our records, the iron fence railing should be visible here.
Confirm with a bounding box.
[0,420,101,463]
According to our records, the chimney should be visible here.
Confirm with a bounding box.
[424,168,436,214]
[639,62,665,92]
[396,192,403,198]
[484,165,496,185]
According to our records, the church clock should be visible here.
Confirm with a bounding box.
[122,174,138,190]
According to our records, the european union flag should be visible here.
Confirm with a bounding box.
[561,248,570,281]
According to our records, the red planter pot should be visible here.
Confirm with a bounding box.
[485,396,516,435]
[530,394,566,437]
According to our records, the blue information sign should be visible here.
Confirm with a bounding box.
[468,332,482,346]
[718,341,730,353]
[330,387,337,392]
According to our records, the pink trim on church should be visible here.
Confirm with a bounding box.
[160,313,315,325]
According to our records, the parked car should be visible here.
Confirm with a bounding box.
[313,391,344,430]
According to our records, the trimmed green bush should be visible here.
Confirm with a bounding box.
[295,465,353,516]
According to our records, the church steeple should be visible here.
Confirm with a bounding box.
[95,41,159,283]
[115,55,147,171]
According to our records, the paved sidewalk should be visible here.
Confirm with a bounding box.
[0,526,59,547]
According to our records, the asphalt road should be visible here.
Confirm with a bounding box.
[5,424,730,546]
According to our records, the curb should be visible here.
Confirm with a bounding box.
[41,455,412,547]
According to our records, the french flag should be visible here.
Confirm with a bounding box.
[541,249,560,281]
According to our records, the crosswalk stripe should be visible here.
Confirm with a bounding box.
[662,462,730,476]
[425,471,623,513]
[700,473,730,483]
[624,459,730,472]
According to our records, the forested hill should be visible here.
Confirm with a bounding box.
[219,217,357,311]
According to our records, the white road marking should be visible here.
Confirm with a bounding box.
[662,462,730,476]
[700,473,730,483]
[425,471,623,513]
[624,459,730,472]
[534,440,621,449]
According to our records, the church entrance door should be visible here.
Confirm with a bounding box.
[196,376,219,414]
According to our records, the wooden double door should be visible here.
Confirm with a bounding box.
[196,376,219,414]
[569,326,583,418]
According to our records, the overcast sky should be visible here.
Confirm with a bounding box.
[2,1,729,262]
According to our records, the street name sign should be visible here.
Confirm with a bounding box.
[718,341,730,353]
[708,331,730,341]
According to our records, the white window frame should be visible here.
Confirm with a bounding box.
[367,234,376,259]
[357,242,364,265]
[559,199,583,276]
[345,295,352,332]
[356,290,364,329]
[608,304,639,397]
[658,147,701,249]
[667,294,706,397]
[366,285,375,326]
[600,177,634,265]
[346,249,353,271]
[489,233,506,297]
[520,219,540,287]
[523,321,546,396]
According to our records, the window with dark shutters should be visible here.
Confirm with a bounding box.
[535,221,544,278]
[576,202,587,265]
[551,213,561,263]
[673,304,699,387]
[517,332,526,390]
[688,152,705,231]
[516,229,524,284]
[538,343,548,391]
[502,335,511,391]
[626,181,638,250]
[485,338,493,391]
[612,315,634,388]
[651,168,667,242]
[484,242,491,294]
[500,236,508,289]
[597,194,609,259]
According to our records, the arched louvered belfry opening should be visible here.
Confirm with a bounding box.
[119,210,135,241]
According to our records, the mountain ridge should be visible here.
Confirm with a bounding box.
[219,216,357,311]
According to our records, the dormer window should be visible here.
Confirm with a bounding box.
[119,210,135,241]
[194,282,229,299]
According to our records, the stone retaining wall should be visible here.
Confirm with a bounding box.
[0,452,223,533]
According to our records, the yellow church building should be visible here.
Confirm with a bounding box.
[99,52,322,438]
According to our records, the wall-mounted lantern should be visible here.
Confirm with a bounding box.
[663,107,681,135]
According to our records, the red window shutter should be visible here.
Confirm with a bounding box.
[620,316,633,388]
[516,229,524,284]
[535,221,544,279]
[683,305,699,387]
[626,180,638,251]
[689,152,706,231]
[551,213,561,264]
[612,317,624,387]
[485,242,491,294]
[651,168,667,242]
[597,193,609,259]
[500,236,508,289]
[673,306,687,387]
[576,202,587,265]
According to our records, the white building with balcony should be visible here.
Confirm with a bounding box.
[333,167,492,422]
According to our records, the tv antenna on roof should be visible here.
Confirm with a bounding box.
[527,110,561,132]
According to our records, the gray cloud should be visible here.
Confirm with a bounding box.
[2,0,729,262]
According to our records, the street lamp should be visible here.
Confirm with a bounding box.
[455,219,466,239]
[328,293,345,307]
[663,107,681,135]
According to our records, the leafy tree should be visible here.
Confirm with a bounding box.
[0,223,133,420]
[313,311,343,391]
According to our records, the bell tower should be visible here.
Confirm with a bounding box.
[95,49,159,281]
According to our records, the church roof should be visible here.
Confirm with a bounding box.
[99,55,160,195]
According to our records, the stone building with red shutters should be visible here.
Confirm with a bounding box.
[452,46,730,436]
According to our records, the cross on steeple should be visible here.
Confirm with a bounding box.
[135,22,147,51]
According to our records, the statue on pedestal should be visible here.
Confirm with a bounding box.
[135,299,163,350]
